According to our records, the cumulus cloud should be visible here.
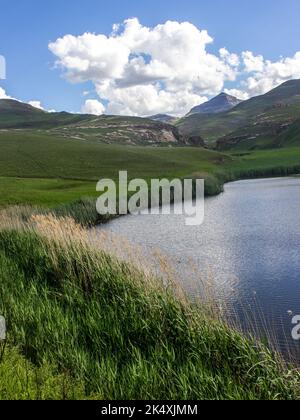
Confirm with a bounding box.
[49,18,240,116]
[82,99,106,115]
[224,88,250,101]
[28,100,45,110]
[0,87,11,99]
[219,48,240,67]
[47,18,300,116]
[239,51,300,97]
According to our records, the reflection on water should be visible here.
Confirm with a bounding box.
[100,177,300,359]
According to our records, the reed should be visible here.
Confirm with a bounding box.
[0,211,299,400]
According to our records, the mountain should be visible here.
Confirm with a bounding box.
[0,99,92,129]
[0,99,201,146]
[148,114,178,124]
[0,99,45,114]
[0,99,45,126]
[177,80,300,149]
[187,93,243,116]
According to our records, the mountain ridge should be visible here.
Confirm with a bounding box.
[0,98,202,146]
[176,79,300,149]
[148,114,178,124]
[187,92,243,116]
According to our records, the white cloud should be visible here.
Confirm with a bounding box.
[238,51,300,97]
[3,19,300,117]
[224,88,250,101]
[28,100,45,110]
[220,48,240,67]
[28,101,56,112]
[0,87,11,99]
[49,18,240,116]
[42,18,300,116]
[242,51,265,73]
[82,99,105,115]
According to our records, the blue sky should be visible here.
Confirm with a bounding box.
[1,0,300,115]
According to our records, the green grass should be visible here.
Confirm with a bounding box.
[0,346,86,400]
[0,177,96,207]
[0,130,231,208]
[228,148,300,178]
[1,130,300,215]
[0,131,224,181]
[276,119,300,147]
[0,224,299,400]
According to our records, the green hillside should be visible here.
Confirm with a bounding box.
[0,129,231,207]
[275,118,300,147]
[0,99,91,129]
[0,99,197,146]
[177,80,300,148]
[1,128,300,209]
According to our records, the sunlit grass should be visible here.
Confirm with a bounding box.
[0,212,299,400]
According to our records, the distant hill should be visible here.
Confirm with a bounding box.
[0,99,202,146]
[0,99,44,114]
[187,93,243,116]
[0,99,92,129]
[148,114,178,124]
[177,80,300,149]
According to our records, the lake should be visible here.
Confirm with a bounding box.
[101,177,300,359]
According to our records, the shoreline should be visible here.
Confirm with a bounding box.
[95,168,300,227]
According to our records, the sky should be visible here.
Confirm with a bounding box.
[1,0,300,116]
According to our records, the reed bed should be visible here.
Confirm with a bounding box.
[0,207,299,400]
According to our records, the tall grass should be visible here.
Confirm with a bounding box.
[0,346,86,400]
[0,212,299,400]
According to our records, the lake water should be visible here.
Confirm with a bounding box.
[101,177,300,359]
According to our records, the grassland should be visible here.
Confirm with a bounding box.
[0,130,231,207]
[1,129,300,211]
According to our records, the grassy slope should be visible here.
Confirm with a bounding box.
[0,99,188,147]
[176,109,246,142]
[0,99,92,129]
[1,130,300,209]
[227,147,300,176]
[276,119,300,147]
[0,130,229,207]
[0,223,299,400]
[176,80,300,147]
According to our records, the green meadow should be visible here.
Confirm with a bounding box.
[1,130,300,208]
